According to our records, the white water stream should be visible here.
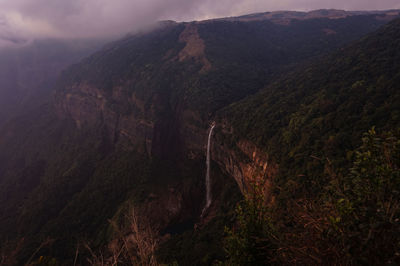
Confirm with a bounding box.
[201,123,215,216]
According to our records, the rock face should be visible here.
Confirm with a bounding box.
[54,61,276,202]
[53,25,219,234]
[213,122,278,202]
[52,13,399,234]
[55,74,277,235]
[178,24,212,73]
[55,83,154,154]
[2,11,400,263]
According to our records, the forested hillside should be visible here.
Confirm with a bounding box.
[219,18,400,265]
[0,11,399,265]
[223,17,400,188]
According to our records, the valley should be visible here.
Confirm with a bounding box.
[0,9,399,265]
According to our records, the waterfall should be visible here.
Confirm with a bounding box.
[202,122,215,216]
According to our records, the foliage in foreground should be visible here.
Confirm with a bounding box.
[86,206,159,266]
[223,181,277,266]
[224,129,400,265]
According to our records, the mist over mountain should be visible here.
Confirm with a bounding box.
[0,0,399,47]
[0,38,106,126]
[0,7,399,265]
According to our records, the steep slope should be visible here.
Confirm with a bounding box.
[220,17,400,198]
[0,11,398,264]
[217,18,400,264]
[55,14,394,157]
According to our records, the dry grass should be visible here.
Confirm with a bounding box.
[0,239,24,266]
[86,207,159,266]
[277,199,344,265]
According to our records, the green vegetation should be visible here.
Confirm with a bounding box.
[328,128,400,264]
[223,182,277,265]
[157,164,241,265]
[223,129,400,264]
[0,14,398,265]
[223,18,400,199]
[57,15,389,117]
[191,15,388,114]
[220,18,400,265]
[0,107,153,263]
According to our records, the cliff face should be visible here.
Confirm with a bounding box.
[55,23,204,161]
[1,11,400,264]
[53,26,209,238]
[54,68,277,236]
[54,60,276,201]
[213,122,278,201]
[56,83,154,154]
[54,12,399,219]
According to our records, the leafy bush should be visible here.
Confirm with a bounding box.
[223,129,400,264]
[224,181,278,265]
[327,128,400,264]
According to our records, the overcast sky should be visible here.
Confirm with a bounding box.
[0,0,399,47]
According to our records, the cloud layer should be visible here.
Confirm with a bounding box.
[0,0,399,46]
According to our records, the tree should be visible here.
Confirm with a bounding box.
[330,128,400,264]
[224,180,278,265]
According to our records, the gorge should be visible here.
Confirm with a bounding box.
[0,9,399,265]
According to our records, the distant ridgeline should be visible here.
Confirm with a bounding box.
[219,17,400,264]
[0,10,399,265]
[222,16,400,187]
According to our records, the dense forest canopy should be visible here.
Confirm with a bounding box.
[0,11,399,265]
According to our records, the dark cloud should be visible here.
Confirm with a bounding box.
[0,0,399,47]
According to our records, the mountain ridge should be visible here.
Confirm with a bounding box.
[202,8,400,24]
[0,12,399,264]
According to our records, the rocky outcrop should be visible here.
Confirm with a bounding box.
[55,83,154,154]
[213,121,278,202]
[53,21,278,232]
[55,78,277,208]
[54,78,278,234]
[178,24,211,73]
